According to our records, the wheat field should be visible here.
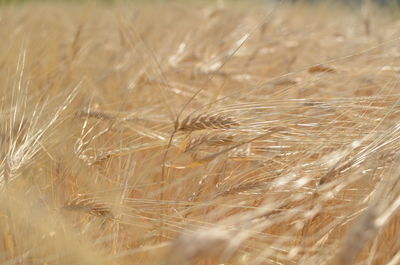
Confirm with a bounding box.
[1,1,400,265]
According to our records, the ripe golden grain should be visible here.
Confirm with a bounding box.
[178,113,239,132]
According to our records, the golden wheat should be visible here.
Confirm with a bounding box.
[1,1,400,265]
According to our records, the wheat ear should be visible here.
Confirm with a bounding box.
[63,194,113,219]
[178,113,239,132]
[185,133,234,152]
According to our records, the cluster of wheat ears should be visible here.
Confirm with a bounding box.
[1,1,400,265]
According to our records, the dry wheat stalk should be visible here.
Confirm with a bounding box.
[63,194,113,218]
[178,113,239,132]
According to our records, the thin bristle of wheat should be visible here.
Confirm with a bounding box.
[179,113,239,131]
